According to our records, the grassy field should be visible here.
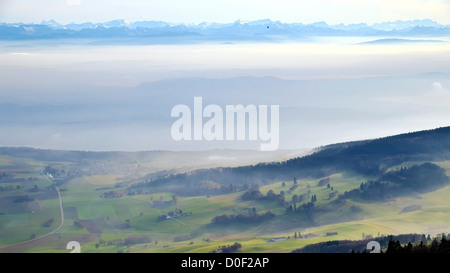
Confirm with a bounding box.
[0,172,61,247]
[2,156,450,253]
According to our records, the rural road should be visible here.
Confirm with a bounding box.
[0,175,65,253]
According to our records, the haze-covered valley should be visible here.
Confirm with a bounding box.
[1,35,450,152]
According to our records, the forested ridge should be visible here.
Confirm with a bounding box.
[135,126,450,195]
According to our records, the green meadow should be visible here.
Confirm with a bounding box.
[2,150,450,253]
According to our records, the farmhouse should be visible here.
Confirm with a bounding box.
[160,210,192,220]
[269,237,286,242]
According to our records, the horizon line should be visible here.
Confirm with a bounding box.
[1,18,447,27]
[0,125,447,154]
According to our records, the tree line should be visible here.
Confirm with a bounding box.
[242,188,285,205]
[339,162,449,201]
[133,126,450,197]
[211,209,275,225]
[293,233,435,253]
[385,234,450,253]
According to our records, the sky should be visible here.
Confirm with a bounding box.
[0,0,449,25]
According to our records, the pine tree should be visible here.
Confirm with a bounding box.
[421,234,427,244]
[292,194,299,204]
[286,205,293,213]
[416,241,426,253]
[386,237,401,253]
[430,239,439,253]
[406,242,413,253]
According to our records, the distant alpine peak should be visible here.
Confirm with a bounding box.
[371,19,442,31]
[9,18,445,31]
[102,19,130,28]
[40,19,63,28]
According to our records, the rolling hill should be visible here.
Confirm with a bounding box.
[134,126,450,195]
[2,126,450,253]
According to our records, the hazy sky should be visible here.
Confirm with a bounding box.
[1,0,449,25]
[1,41,449,151]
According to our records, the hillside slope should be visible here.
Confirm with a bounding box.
[136,126,450,195]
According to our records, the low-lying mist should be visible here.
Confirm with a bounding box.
[0,39,449,151]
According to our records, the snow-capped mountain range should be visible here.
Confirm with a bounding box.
[1,19,449,42]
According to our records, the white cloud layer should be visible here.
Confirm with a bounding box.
[0,0,449,24]
[67,0,81,6]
